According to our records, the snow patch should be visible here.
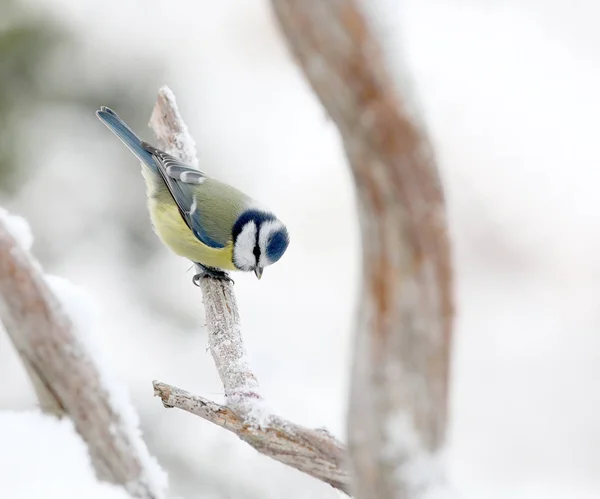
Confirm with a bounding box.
[245,398,275,429]
[385,411,455,499]
[45,275,169,495]
[0,207,34,251]
[0,410,131,499]
[158,85,199,169]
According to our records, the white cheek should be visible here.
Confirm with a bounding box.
[233,222,257,270]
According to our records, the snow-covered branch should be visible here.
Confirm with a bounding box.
[0,211,166,499]
[149,87,261,412]
[0,212,66,417]
[271,1,454,499]
[148,87,350,494]
[153,381,348,491]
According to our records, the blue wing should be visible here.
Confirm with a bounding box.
[97,106,227,249]
[143,144,227,249]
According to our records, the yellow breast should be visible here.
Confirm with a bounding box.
[143,169,236,271]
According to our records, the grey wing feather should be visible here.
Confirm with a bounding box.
[143,143,227,249]
[165,165,206,185]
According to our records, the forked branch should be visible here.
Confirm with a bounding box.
[148,87,350,494]
[153,381,348,491]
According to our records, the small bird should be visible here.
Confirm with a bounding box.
[96,106,289,282]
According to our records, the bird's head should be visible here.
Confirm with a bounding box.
[232,209,289,279]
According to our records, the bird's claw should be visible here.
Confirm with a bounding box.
[192,264,234,285]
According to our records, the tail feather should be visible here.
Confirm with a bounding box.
[96,107,157,172]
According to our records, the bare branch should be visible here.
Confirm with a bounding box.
[20,342,67,417]
[148,87,350,493]
[271,1,454,498]
[149,88,260,411]
[154,381,349,491]
[0,215,166,499]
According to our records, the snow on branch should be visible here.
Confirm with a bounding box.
[148,87,350,494]
[271,1,454,499]
[153,382,348,491]
[0,210,167,499]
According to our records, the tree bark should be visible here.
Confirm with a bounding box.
[271,2,454,498]
[0,213,166,499]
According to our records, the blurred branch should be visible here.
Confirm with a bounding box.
[0,214,165,499]
[149,87,350,493]
[19,356,65,417]
[271,1,454,499]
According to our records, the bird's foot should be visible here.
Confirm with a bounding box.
[192,263,234,286]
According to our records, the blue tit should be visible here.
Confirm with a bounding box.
[96,106,289,281]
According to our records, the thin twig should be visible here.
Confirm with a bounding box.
[271,2,453,498]
[148,86,350,493]
[0,213,166,499]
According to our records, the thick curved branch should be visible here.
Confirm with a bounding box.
[148,87,350,493]
[0,214,166,498]
[271,2,454,498]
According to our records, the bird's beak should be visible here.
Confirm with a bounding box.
[254,266,264,280]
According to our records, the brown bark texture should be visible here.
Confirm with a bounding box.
[0,218,165,498]
[271,1,454,498]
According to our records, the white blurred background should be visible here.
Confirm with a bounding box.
[1,0,600,498]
